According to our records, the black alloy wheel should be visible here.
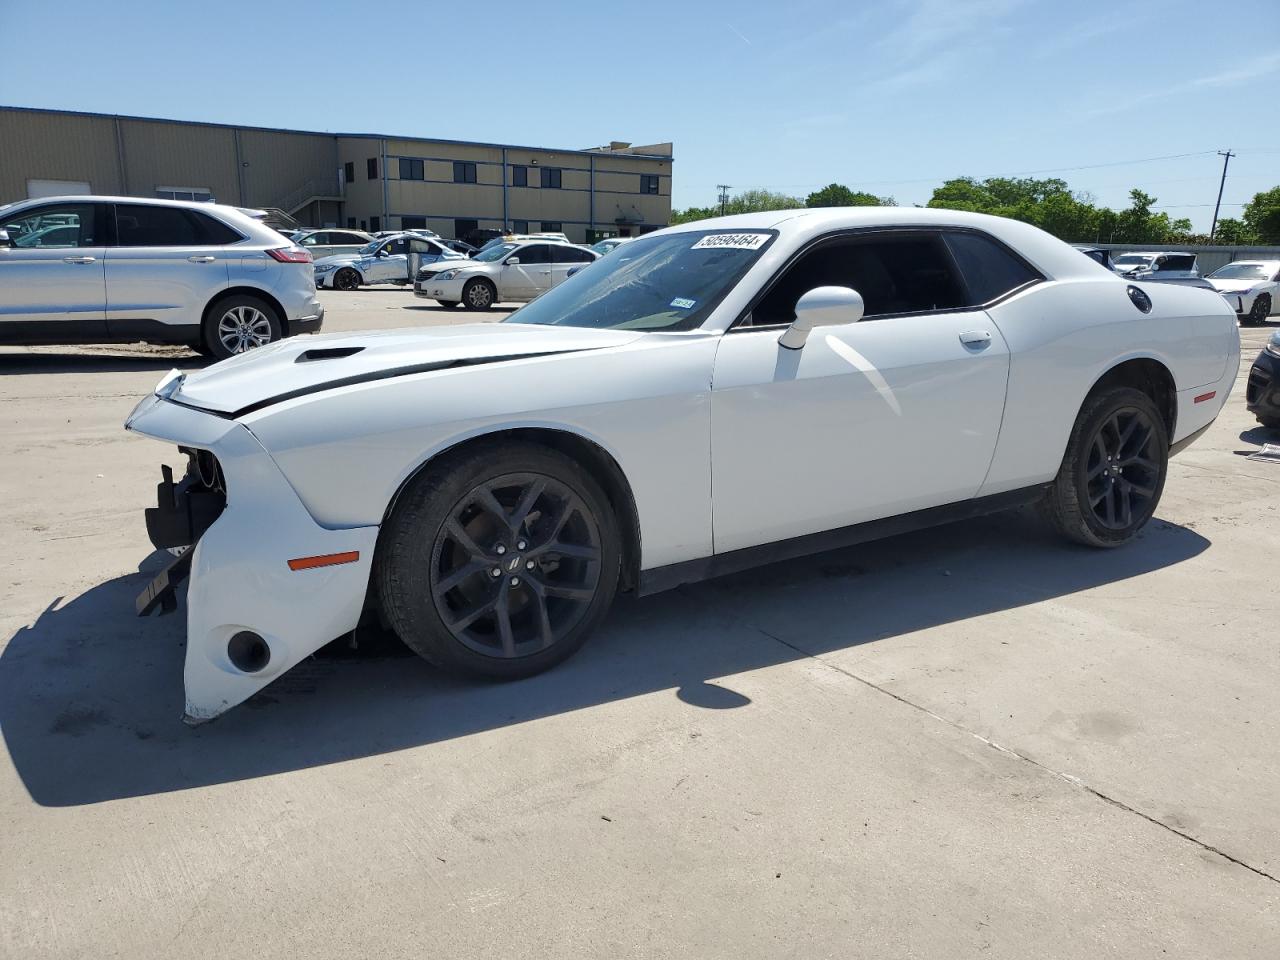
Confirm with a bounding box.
[335,268,361,291]
[1041,385,1169,547]
[1083,407,1161,531]
[377,441,621,678]
[1248,294,1271,326]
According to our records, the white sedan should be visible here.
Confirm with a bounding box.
[124,207,1238,723]
[1205,260,1280,325]
[414,239,599,309]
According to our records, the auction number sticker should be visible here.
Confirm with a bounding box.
[670,297,697,309]
[691,232,770,250]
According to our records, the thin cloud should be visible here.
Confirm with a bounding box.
[727,23,752,45]
[878,0,1024,59]
[1080,52,1280,118]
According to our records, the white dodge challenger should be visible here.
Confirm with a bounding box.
[125,208,1239,723]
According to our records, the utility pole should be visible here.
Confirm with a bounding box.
[1210,150,1235,242]
[716,184,731,216]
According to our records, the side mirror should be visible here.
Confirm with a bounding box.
[0,229,11,248]
[506,257,521,265]
[779,286,865,349]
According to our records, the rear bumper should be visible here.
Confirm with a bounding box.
[126,394,376,724]
[290,307,324,335]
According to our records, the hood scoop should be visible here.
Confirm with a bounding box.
[296,346,366,363]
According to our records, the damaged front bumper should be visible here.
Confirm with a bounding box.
[125,384,379,724]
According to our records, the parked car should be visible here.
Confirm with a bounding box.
[528,231,570,243]
[1245,331,1280,428]
[124,206,1238,723]
[590,237,632,256]
[1205,260,1280,326]
[414,239,598,309]
[0,195,321,359]
[373,229,438,240]
[294,228,373,260]
[1112,251,1199,280]
[313,233,463,290]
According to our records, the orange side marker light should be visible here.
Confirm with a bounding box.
[287,551,360,571]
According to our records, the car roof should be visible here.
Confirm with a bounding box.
[652,206,1109,281]
[1220,259,1280,267]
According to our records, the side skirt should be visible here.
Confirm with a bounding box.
[637,485,1050,597]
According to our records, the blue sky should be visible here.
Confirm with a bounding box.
[3,0,1278,231]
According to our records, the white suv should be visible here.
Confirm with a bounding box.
[0,196,323,359]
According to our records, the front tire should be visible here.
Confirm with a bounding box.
[1041,386,1168,547]
[1247,294,1271,326]
[376,440,621,679]
[202,294,283,361]
[462,278,496,311]
[334,268,361,291]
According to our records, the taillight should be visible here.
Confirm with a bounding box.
[267,246,312,263]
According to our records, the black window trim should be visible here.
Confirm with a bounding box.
[729,225,1045,332]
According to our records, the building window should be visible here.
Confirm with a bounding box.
[401,216,427,230]
[155,186,211,202]
[512,165,528,187]
[344,161,355,184]
[640,174,659,195]
[512,219,529,233]
[370,215,381,232]
[367,157,379,180]
[453,161,478,184]
[346,217,356,229]
[540,221,562,233]
[399,158,424,180]
[455,218,479,240]
[541,167,562,189]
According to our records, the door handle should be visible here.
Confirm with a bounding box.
[63,256,96,264]
[959,330,992,348]
[188,255,216,263]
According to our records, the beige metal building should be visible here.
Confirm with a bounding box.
[0,106,673,243]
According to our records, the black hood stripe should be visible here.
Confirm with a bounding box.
[182,349,595,420]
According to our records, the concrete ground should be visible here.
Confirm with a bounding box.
[1,290,1278,959]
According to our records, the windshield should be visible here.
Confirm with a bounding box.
[356,241,380,255]
[474,243,517,262]
[1113,255,1152,267]
[590,240,618,254]
[1210,263,1272,280]
[502,229,775,332]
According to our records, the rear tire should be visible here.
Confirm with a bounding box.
[462,278,496,311]
[201,294,283,361]
[1041,386,1168,547]
[1257,415,1280,429]
[377,440,621,679]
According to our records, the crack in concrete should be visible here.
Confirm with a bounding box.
[752,624,1280,887]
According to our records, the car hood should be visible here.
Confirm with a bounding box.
[1208,279,1260,292]
[167,323,646,415]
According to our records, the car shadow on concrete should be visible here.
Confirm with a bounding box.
[0,351,205,376]
[0,508,1209,807]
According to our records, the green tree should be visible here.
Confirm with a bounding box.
[670,188,802,226]
[1212,217,1257,245]
[805,183,893,207]
[1243,186,1280,244]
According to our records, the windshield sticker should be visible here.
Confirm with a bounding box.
[691,233,770,251]
[670,297,697,309]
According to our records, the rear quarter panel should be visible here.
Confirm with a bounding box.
[244,335,720,570]
[980,277,1237,495]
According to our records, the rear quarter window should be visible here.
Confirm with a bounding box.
[944,231,1041,305]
